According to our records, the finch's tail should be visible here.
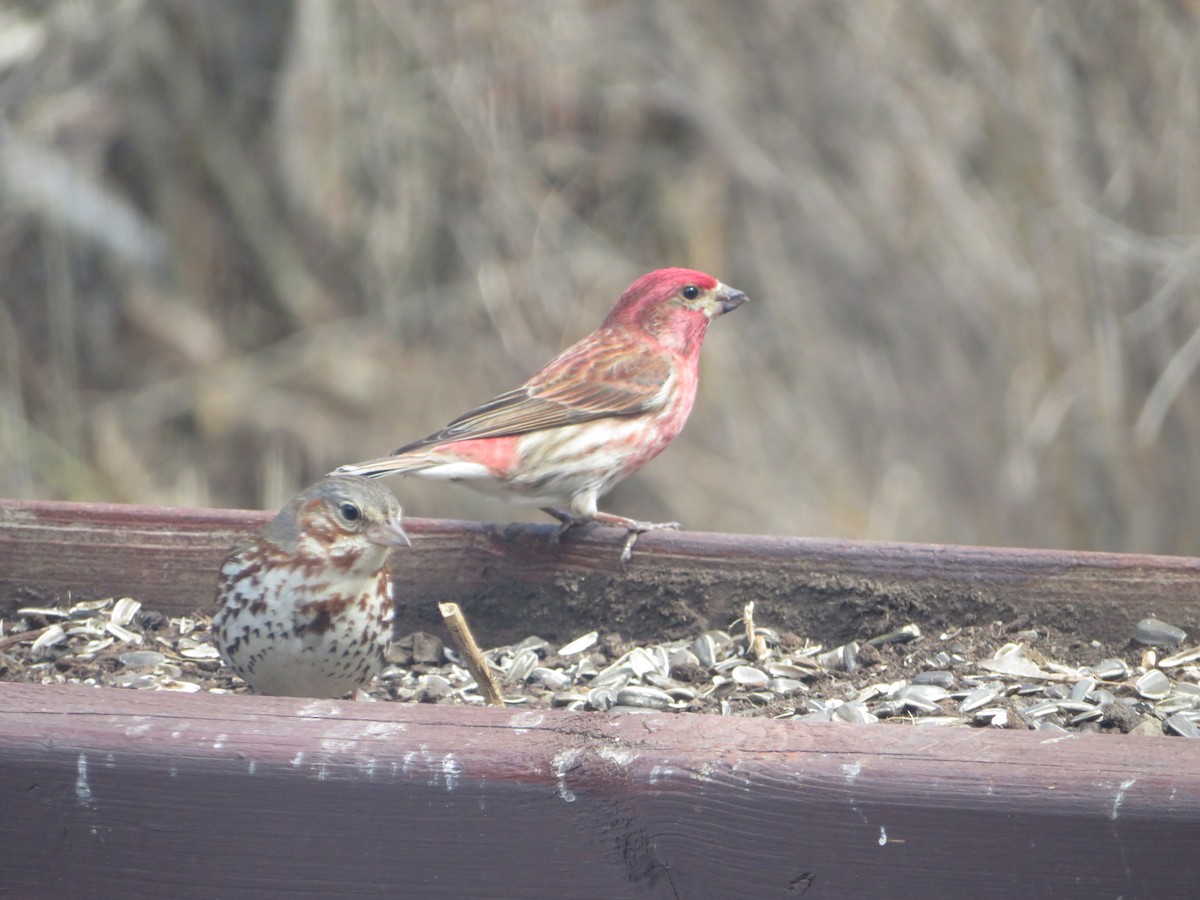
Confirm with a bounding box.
[329,454,433,479]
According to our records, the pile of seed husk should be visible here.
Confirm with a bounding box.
[2,596,1198,737]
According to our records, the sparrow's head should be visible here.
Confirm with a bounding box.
[603,268,748,352]
[264,475,411,558]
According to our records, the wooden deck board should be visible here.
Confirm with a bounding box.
[1,683,1197,899]
[3,497,1200,898]
[4,497,1199,645]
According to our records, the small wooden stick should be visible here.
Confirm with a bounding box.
[743,601,769,661]
[439,602,505,706]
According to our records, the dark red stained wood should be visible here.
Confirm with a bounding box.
[0,682,1197,900]
[3,497,1200,645]
[0,498,268,615]
[3,499,1199,896]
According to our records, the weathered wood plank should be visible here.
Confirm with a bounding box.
[0,682,1196,899]
[3,497,1199,646]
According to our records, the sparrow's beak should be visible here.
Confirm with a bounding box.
[367,517,412,548]
[717,283,749,315]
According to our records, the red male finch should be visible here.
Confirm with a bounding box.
[334,267,748,562]
[211,475,410,698]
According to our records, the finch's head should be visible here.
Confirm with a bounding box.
[603,268,748,352]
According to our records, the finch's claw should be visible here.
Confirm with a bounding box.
[542,508,579,545]
[598,516,680,564]
[551,518,576,545]
[619,531,639,565]
[542,509,680,563]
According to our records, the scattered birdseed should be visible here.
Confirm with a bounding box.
[1,597,1197,736]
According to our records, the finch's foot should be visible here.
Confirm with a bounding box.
[542,507,583,545]
[541,509,680,563]
[593,512,681,564]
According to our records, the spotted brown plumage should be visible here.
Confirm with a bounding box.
[334,268,748,561]
[211,475,410,698]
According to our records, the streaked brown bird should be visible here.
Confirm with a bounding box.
[211,475,410,698]
[334,268,747,561]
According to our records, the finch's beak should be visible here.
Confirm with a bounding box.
[367,517,412,548]
[716,284,749,316]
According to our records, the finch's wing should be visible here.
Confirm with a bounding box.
[394,331,672,453]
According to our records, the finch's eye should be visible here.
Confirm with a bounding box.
[681,285,700,300]
[339,502,361,522]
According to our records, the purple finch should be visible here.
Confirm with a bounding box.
[334,268,747,560]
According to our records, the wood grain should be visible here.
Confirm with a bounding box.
[0,682,1196,899]
[4,497,1200,646]
[4,497,1199,898]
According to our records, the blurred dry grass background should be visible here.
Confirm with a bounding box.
[2,0,1200,553]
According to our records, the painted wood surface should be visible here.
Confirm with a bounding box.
[4,497,1199,646]
[1,682,1197,899]
[3,498,1200,897]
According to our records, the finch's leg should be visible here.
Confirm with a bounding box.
[542,507,583,544]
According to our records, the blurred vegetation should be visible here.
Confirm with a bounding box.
[2,0,1200,553]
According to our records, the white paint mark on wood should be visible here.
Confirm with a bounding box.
[598,745,636,766]
[1112,778,1136,820]
[297,699,343,718]
[75,753,92,805]
[442,754,461,791]
[508,710,545,733]
[553,748,581,802]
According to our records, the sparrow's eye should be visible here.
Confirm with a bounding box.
[339,502,362,522]
[681,285,700,300]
